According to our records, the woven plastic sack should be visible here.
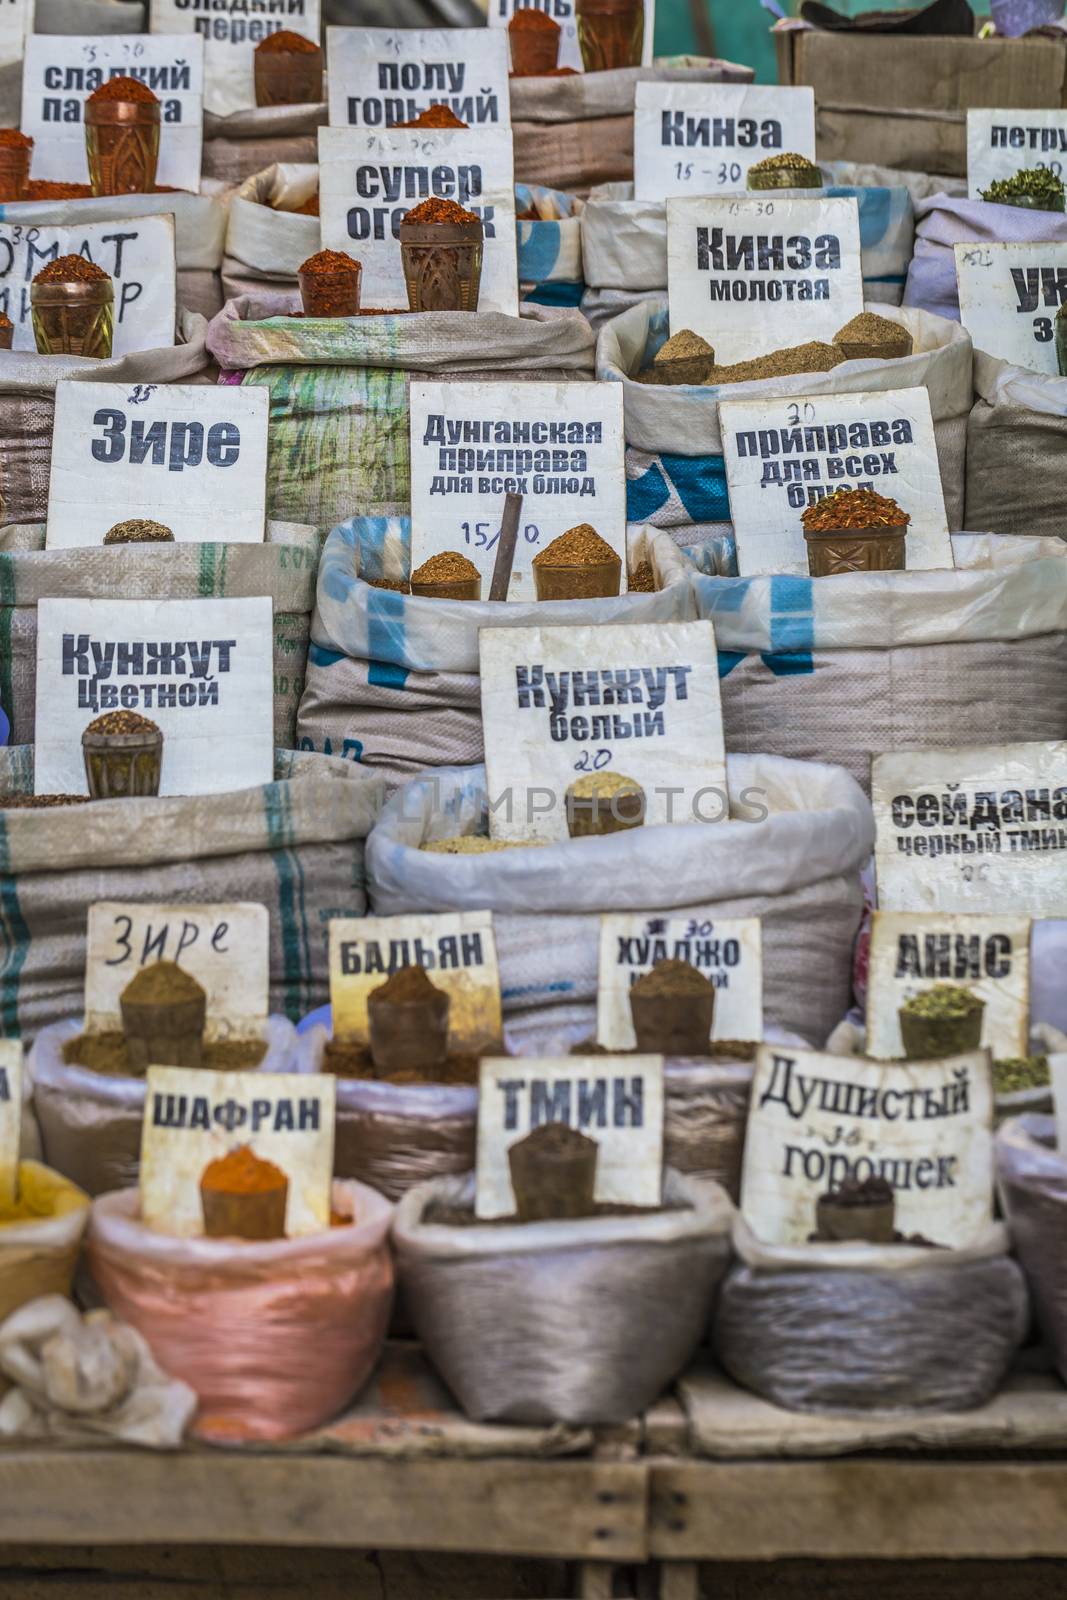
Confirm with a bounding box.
[994,1115,1067,1384]
[365,756,873,1049]
[714,1215,1028,1415]
[89,1179,394,1441]
[0,1164,89,1324]
[0,753,386,1038]
[904,192,1067,322]
[0,519,321,750]
[394,1168,732,1424]
[30,1016,297,1198]
[516,184,584,307]
[295,520,695,780]
[599,298,971,541]
[202,102,325,185]
[965,351,1067,540]
[222,163,319,301]
[206,295,596,533]
[692,533,1067,793]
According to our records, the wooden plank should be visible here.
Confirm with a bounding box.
[0,1452,647,1561]
[650,1460,1067,1561]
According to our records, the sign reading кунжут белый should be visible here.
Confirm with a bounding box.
[21,35,204,192]
[149,0,318,117]
[408,380,624,599]
[46,382,268,547]
[479,620,727,844]
[596,913,762,1051]
[740,1043,994,1248]
[317,126,517,316]
[720,386,951,576]
[955,241,1067,376]
[33,595,274,797]
[327,27,510,129]
[634,83,815,202]
[873,742,1067,916]
[967,109,1067,199]
[666,194,863,362]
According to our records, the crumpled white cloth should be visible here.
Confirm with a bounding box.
[0,1295,196,1447]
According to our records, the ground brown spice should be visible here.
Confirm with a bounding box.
[84,709,159,736]
[371,964,441,1005]
[510,6,560,27]
[322,1037,479,1085]
[256,28,320,52]
[410,550,479,584]
[802,486,909,532]
[103,518,174,544]
[632,958,713,998]
[0,794,88,809]
[122,961,204,1006]
[0,312,12,331]
[571,771,641,800]
[627,560,655,592]
[704,341,844,385]
[278,193,319,216]
[395,105,469,129]
[64,1030,267,1076]
[0,129,32,148]
[25,180,92,200]
[89,75,159,104]
[299,247,358,275]
[404,196,479,225]
[834,312,905,347]
[655,328,713,364]
[534,523,617,568]
[365,576,411,593]
[34,254,108,285]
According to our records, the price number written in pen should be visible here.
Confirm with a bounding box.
[461,521,541,553]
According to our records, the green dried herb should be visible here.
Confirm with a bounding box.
[993,1054,1050,1094]
[900,983,982,1021]
[980,167,1065,206]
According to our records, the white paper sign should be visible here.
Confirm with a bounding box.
[45,382,268,549]
[0,0,31,68]
[634,83,816,203]
[150,0,319,117]
[21,35,204,192]
[741,1043,994,1248]
[0,213,175,355]
[873,742,1067,917]
[34,595,274,797]
[486,0,582,73]
[866,911,1030,1061]
[596,912,763,1051]
[666,194,864,361]
[317,125,518,316]
[85,901,269,1040]
[955,240,1067,375]
[0,1042,23,1208]
[967,109,1067,200]
[476,1054,664,1218]
[720,386,952,576]
[329,911,502,1054]
[479,620,727,844]
[327,27,510,130]
[141,1067,335,1237]
[407,380,625,598]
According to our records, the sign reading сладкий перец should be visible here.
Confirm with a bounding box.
[666,194,863,362]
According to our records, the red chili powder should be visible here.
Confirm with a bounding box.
[394,105,468,129]
[510,7,561,29]
[88,75,159,104]
[0,128,32,149]
[24,180,92,200]
[0,312,12,329]
[33,254,109,284]
[299,247,359,275]
[256,28,320,52]
[404,196,479,225]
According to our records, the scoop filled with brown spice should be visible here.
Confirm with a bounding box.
[410,549,481,600]
[532,523,621,600]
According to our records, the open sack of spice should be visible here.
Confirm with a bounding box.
[965,354,1067,541]
[996,1114,1067,1389]
[904,182,1067,323]
[222,162,320,299]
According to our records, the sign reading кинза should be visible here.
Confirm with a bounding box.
[955,241,1067,377]
[149,0,319,118]
[317,126,517,316]
[967,109,1067,199]
[634,83,816,202]
[407,380,625,599]
[326,27,510,130]
[720,386,951,576]
[596,912,763,1051]
[666,194,863,361]
[872,742,1067,917]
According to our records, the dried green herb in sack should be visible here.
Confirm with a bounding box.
[993,1054,1050,1093]
[900,984,980,1022]
[980,168,1065,208]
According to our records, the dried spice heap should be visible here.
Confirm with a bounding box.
[299,247,359,276]
[749,151,820,176]
[33,254,108,285]
[421,836,542,854]
[122,960,204,1006]
[994,1054,1050,1093]
[64,1030,265,1074]
[256,28,320,53]
[703,341,844,386]
[900,983,980,1021]
[84,709,159,737]
[103,518,174,544]
[632,959,714,999]
[510,6,560,27]
[372,964,441,1004]
[571,771,641,801]
[1,794,88,809]
[404,196,479,225]
[981,167,1065,207]
[88,75,159,104]
[834,312,906,348]
[0,312,11,331]
[801,486,908,533]
[627,560,655,592]
[655,328,713,364]
[396,105,468,129]
[202,1144,286,1195]
[285,193,319,217]
[411,550,479,585]
[533,523,617,568]
[0,128,32,148]
[25,180,91,200]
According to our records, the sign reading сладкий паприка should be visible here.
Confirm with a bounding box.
[666,195,864,362]
[479,620,727,845]
[475,1055,664,1218]
[966,109,1067,200]
[317,126,518,317]
[720,386,952,576]
[955,241,1067,377]
[46,382,268,548]
[0,1042,23,1208]
[634,83,816,202]
[0,215,176,355]
[866,911,1030,1062]
[407,380,625,600]
[740,1043,995,1248]
[140,1068,335,1237]
[596,912,763,1052]
[85,901,269,1042]
[326,27,510,129]
[149,0,319,118]
[21,35,205,193]
[872,742,1067,917]
[329,911,502,1054]
[33,595,274,797]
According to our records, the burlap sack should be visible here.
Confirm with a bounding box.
[996,1115,1067,1384]
[0,309,210,529]
[599,298,971,541]
[295,522,695,781]
[965,352,1067,540]
[715,1215,1028,1415]
[904,193,1067,322]
[206,295,596,532]
[201,102,325,185]
[692,534,1067,794]
[0,520,322,750]
[509,62,752,196]
[365,756,873,1049]
[222,163,319,301]
[0,753,386,1039]
[0,1165,90,1325]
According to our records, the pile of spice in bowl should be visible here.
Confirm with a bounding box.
[801,487,910,577]
[508,8,562,75]
[30,255,114,359]
[80,708,163,799]
[254,29,324,108]
[84,76,161,197]
[566,771,645,838]
[323,964,481,1086]
[833,311,913,362]
[532,523,621,599]
[298,248,362,317]
[399,197,484,313]
[747,151,822,190]
[980,167,1066,213]
[103,519,175,544]
[409,550,481,600]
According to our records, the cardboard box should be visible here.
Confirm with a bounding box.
[775,26,1067,176]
